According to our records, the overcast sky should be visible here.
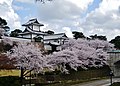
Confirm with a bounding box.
[0,0,120,40]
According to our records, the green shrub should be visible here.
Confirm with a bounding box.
[0,76,20,86]
[111,82,120,86]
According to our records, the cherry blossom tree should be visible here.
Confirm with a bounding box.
[46,49,83,73]
[6,42,50,85]
[46,38,114,73]
[6,42,47,73]
[88,39,114,51]
[3,36,114,75]
[63,39,114,51]
[2,37,13,46]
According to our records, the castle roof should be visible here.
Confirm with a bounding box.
[22,18,44,26]
[44,33,67,40]
[19,26,46,35]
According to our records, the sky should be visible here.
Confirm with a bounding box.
[0,0,120,40]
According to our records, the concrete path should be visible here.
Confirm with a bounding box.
[71,78,120,86]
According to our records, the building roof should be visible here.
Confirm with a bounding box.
[22,18,44,26]
[44,33,67,40]
[108,50,120,53]
[18,26,46,35]
[49,42,60,46]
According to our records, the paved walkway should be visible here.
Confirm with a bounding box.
[71,78,120,86]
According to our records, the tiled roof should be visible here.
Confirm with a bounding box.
[18,26,46,35]
[108,50,120,53]
[22,18,44,26]
[49,42,60,45]
[44,33,67,40]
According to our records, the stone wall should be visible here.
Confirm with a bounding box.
[38,66,110,82]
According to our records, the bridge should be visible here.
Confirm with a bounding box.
[107,50,120,77]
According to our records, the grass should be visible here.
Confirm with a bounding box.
[0,70,20,76]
